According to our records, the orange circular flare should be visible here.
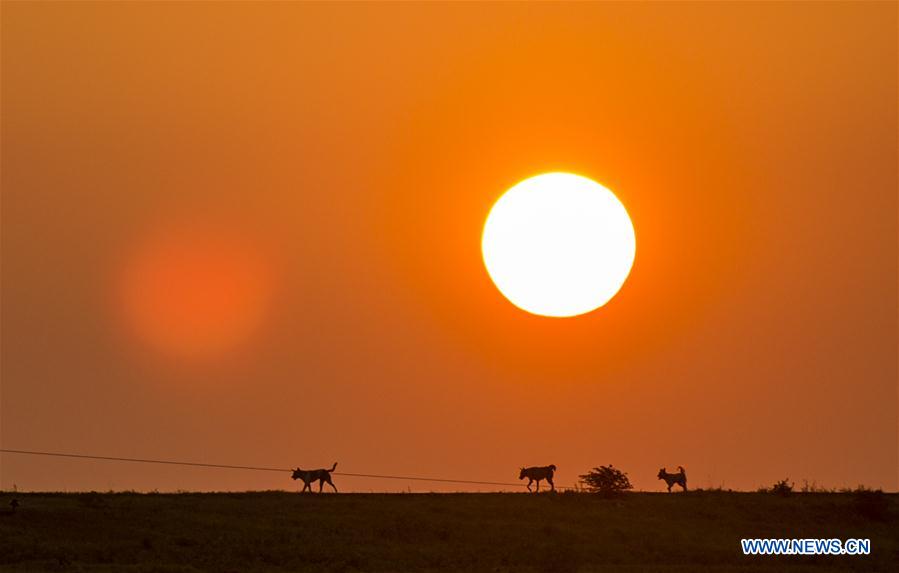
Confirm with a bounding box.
[118,223,275,360]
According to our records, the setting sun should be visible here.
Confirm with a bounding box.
[481,173,636,317]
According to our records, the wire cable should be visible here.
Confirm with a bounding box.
[0,448,566,490]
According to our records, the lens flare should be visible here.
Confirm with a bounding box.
[118,223,275,360]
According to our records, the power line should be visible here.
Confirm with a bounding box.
[0,448,567,490]
[0,449,288,473]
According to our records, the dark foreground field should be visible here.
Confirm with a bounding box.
[1,491,896,572]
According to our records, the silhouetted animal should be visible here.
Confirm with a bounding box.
[519,465,556,492]
[657,466,687,492]
[292,463,338,493]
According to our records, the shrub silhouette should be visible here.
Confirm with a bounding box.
[578,465,632,495]
[759,479,793,496]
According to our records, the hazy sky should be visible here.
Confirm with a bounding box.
[2,2,896,492]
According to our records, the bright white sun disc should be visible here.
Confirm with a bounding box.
[481,172,635,317]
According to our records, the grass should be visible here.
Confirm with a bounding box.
[0,490,896,572]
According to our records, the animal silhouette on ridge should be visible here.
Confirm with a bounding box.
[291,463,338,493]
[519,464,556,492]
[657,466,687,492]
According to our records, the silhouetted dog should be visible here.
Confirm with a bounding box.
[291,463,338,493]
[657,466,687,492]
[519,464,556,492]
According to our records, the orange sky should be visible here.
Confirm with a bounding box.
[2,2,896,492]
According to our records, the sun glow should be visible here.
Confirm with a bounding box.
[481,173,636,317]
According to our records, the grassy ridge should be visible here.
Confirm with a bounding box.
[0,491,896,572]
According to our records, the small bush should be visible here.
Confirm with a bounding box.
[770,479,793,496]
[578,465,632,495]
